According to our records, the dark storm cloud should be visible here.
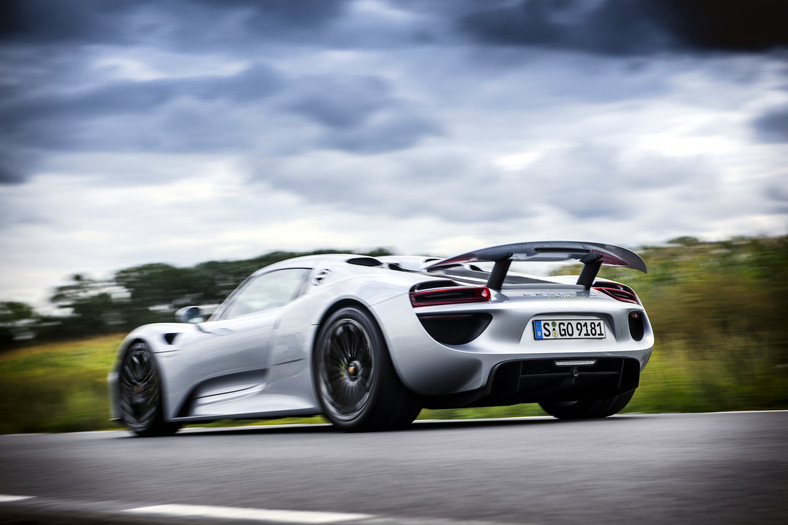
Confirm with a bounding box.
[458,0,788,55]
[286,76,392,129]
[208,0,351,32]
[74,64,282,113]
[321,111,442,153]
[0,0,439,185]
[0,64,282,153]
[0,0,350,48]
[0,145,34,185]
[144,0,354,54]
[281,75,443,152]
[3,0,786,62]
[0,61,439,182]
[1,0,785,189]
[752,105,788,143]
[0,0,124,44]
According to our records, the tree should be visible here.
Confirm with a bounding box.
[0,301,38,348]
[50,274,126,334]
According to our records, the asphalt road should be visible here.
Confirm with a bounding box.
[1,412,787,524]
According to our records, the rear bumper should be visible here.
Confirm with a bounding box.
[374,293,654,397]
[423,357,640,409]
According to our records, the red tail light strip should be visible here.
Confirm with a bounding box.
[593,283,639,304]
[410,286,491,308]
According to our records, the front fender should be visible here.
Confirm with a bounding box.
[109,323,198,423]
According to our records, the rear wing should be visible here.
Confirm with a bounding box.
[426,241,646,291]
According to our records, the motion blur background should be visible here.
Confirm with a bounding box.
[0,0,786,432]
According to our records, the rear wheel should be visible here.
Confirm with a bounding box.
[117,341,181,437]
[539,390,635,420]
[313,307,421,431]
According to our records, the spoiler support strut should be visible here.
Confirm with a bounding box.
[576,253,603,290]
[486,256,512,290]
[486,252,602,291]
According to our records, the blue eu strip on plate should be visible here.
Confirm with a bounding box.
[534,320,544,339]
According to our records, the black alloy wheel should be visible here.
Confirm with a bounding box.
[117,341,181,437]
[314,307,421,431]
[319,317,375,422]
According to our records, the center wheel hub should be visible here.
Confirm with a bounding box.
[346,360,362,381]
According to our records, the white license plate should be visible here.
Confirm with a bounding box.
[533,319,605,340]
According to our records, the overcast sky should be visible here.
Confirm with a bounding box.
[1,0,787,309]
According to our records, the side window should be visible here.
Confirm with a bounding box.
[219,268,310,320]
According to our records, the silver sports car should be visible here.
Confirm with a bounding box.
[109,241,654,435]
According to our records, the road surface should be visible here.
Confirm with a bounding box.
[1,412,786,524]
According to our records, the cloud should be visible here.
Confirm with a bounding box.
[458,0,788,55]
[286,79,447,154]
[459,0,666,56]
[2,63,280,121]
[0,64,283,178]
[0,0,351,49]
[0,145,36,185]
[320,109,442,153]
[5,0,787,55]
[0,0,124,45]
[285,76,392,129]
[669,0,788,52]
[752,105,788,143]
[763,183,788,214]
[0,59,442,183]
[243,140,720,228]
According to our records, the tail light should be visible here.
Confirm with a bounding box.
[409,285,491,307]
[593,282,640,304]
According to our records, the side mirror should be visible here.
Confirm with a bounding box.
[175,306,205,324]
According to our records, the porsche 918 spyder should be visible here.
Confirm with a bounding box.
[108,241,653,435]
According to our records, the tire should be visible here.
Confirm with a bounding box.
[117,341,181,437]
[539,389,635,420]
[313,307,421,432]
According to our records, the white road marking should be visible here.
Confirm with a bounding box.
[0,495,34,503]
[125,504,375,523]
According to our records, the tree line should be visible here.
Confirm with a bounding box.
[0,248,391,349]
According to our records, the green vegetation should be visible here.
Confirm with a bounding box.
[0,236,786,433]
[602,236,788,412]
[0,335,123,434]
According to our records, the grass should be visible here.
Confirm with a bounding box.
[0,334,124,434]
[628,336,788,413]
[1,330,786,434]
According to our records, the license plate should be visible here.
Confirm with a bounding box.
[533,319,605,340]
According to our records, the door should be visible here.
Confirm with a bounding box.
[172,268,311,415]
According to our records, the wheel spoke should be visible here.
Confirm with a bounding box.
[340,325,355,361]
[329,339,347,366]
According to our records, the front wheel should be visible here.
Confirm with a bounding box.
[313,307,421,431]
[539,390,635,420]
[117,341,181,437]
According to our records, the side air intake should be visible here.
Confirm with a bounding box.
[417,313,492,345]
